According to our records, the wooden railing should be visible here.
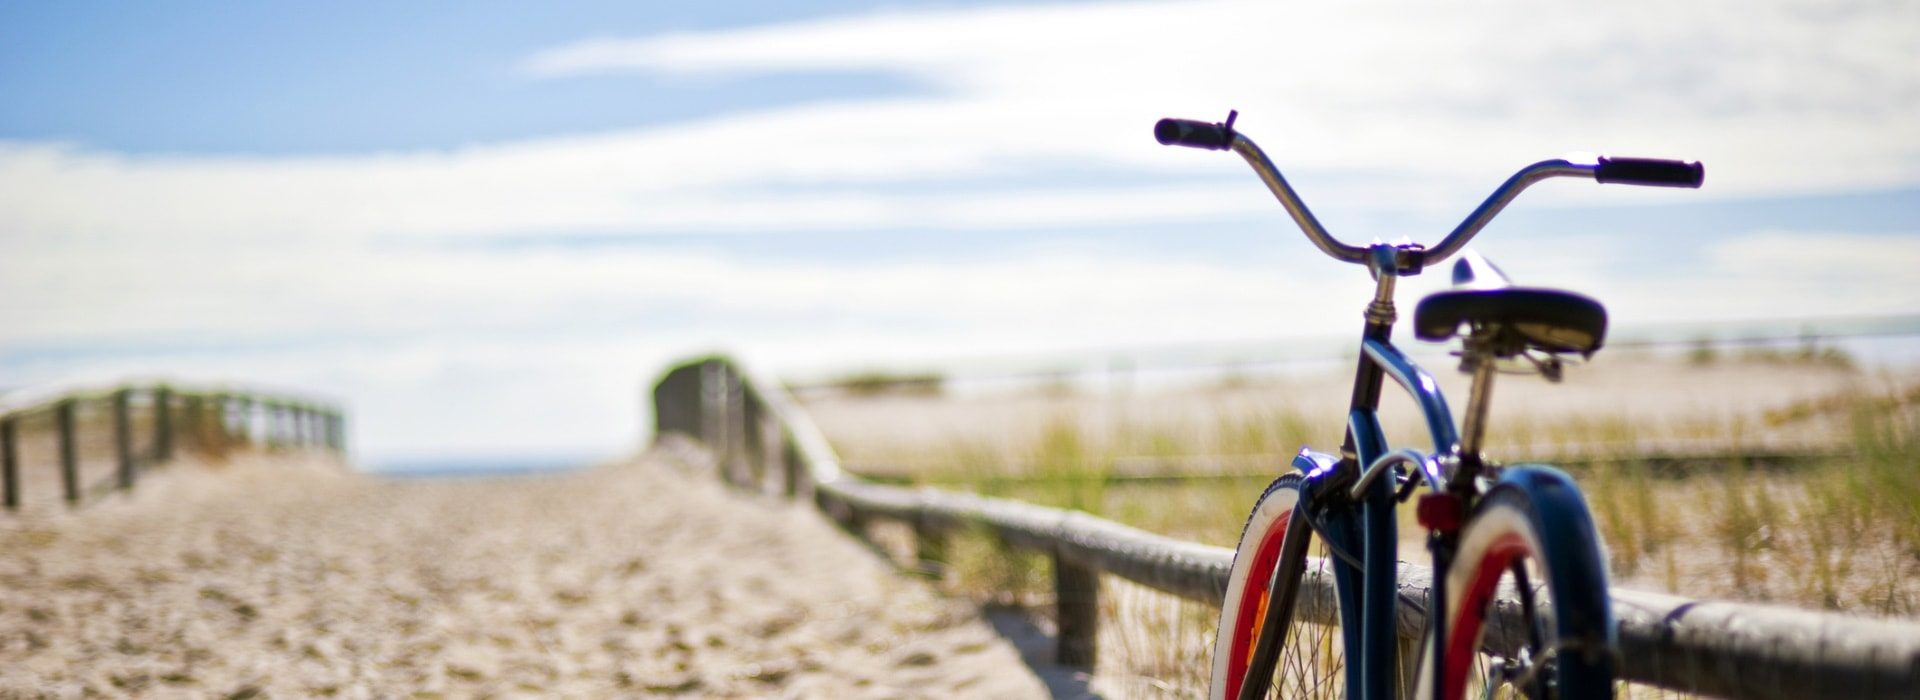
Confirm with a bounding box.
[651,355,1920,699]
[0,379,345,511]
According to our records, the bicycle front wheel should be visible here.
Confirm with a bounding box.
[1209,473,1348,699]
[1422,468,1616,700]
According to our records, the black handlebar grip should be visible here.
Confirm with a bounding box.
[1595,156,1705,188]
[1155,118,1234,150]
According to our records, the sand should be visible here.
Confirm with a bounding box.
[0,446,1053,699]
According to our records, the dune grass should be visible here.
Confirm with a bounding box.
[808,360,1918,696]
[839,375,1919,608]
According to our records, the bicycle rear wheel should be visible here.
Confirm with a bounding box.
[1421,470,1616,700]
[1209,473,1349,699]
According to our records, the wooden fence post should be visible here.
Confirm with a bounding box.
[181,394,203,453]
[152,387,173,462]
[700,361,727,482]
[1,416,18,511]
[327,410,342,453]
[213,393,230,444]
[114,389,135,490]
[1054,552,1099,669]
[309,407,322,448]
[782,438,801,499]
[235,396,253,444]
[236,393,251,446]
[296,405,311,447]
[743,396,765,490]
[845,504,869,535]
[726,369,746,486]
[284,404,300,447]
[650,363,705,441]
[914,518,947,580]
[57,400,79,506]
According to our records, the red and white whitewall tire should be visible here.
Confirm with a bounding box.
[1209,474,1304,700]
[1416,493,1557,700]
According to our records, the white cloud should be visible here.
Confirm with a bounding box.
[524,0,1920,195]
[6,0,1916,255]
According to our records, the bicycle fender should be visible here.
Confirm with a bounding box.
[1290,449,1340,477]
[1491,465,1617,651]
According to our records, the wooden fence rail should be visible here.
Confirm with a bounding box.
[651,355,1920,699]
[0,379,346,512]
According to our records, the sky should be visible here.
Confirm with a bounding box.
[2,0,1917,466]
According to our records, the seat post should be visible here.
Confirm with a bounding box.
[1458,341,1499,463]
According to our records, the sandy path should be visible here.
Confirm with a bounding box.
[0,448,1051,699]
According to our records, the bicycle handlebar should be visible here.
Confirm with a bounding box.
[1154,113,1705,272]
[1154,118,1236,150]
[1594,156,1706,188]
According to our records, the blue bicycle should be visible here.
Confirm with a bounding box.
[1152,112,1703,700]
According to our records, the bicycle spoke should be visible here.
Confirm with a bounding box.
[1260,540,1345,698]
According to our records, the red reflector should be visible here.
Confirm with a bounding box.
[1417,493,1464,533]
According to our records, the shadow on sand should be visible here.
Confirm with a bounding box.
[981,604,1103,700]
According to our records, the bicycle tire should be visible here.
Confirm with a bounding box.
[1209,473,1348,699]
[1420,475,1616,700]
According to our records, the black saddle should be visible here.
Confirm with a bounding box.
[1413,253,1608,357]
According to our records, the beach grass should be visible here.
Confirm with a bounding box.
[803,355,1919,696]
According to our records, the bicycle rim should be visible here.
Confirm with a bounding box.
[1210,473,1347,699]
[1425,486,1614,700]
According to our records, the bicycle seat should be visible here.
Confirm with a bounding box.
[1413,253,1608,357]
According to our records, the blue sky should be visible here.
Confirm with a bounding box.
[2,1,1916,465]
[0,1,948,153]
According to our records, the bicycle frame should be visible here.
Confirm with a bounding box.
[1160,111,1700,700]
[1265,277,1630,700]
[1279,319,1463,700]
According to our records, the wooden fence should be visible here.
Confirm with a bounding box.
[0,379,345,511]
[652,355,1920,699]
